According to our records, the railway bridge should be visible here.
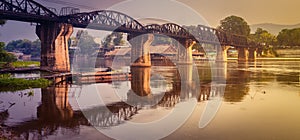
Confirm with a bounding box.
[0,0,259,72]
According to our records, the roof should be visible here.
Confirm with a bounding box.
[105,45,177,56]
[105,48,131,56]
[150,45,177,55]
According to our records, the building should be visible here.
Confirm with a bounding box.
[149,45,177,60]
[8,52,31,61]
[103,44,178,60]
[104,48,131,58]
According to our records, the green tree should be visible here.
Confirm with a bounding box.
[217,15,250,36]
[31,39,41,58]
[250,28,277,57]
[0,42,17,62]
[102,32,125,51]
[192,43,205,52]
[277,28,300,46]
[77,30,99,55]
[112,32,125,46]
[0,20,17,63]
[250,28,277,46]
[5,39,41,58]
[102,34,113,51]
[151,36,172,46]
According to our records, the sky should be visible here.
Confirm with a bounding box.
[34,0,300,27]
[178,0,300,27]
[1,0,300,42]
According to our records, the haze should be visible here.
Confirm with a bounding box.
[0,0,299,42]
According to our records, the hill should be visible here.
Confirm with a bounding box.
[250,23,300,35]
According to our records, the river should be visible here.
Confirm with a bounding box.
[0,60,299,140]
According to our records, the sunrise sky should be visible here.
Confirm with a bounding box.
[1,0,299,42]
[35,0,300,27]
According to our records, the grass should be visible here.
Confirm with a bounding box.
[0,74,51,92]
[0,61,40,69]
[12,61,40,68]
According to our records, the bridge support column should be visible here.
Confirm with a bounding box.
[237,48,249,62]
[130,67,151,96]
[38,81,73,121]
[177,39,195,65]
[216,46,230,62]
[177,64,194,100]
[128,34,153,67]
[248,48,257,61]
[36,23,73,72]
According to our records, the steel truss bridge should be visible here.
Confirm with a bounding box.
[0,0,250,47]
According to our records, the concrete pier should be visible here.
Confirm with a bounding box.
[36,23,73,72]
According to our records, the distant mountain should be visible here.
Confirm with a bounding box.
[250,23,300,35]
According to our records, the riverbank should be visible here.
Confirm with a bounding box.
[275,49,300,58]
[0,61,40,69]
[227,57,300,61]
[0,74,51,92]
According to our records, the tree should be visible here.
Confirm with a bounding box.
[250,28,277,46]
[0,19,5,26]
[0,21,17,63]
[0,42,17,62]
[5,39,41,58]
[217,15,250,36]
[102,34,113,51]
[102,32,125,51]
[77,30,99,55]
[277,28,300,46]
[31,39,41,58]
[112,32,125,46]
[250,28,277,56]
[151,36,172,46]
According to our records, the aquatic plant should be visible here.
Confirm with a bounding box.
[0,74,51,92]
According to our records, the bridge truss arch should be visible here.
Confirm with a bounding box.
[60,10,145,33]
[0,0,58,22]
[144,23,193,39]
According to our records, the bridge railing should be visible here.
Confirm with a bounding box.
[59,7,80,16]
[0,0,251,47]
[0,0,57,16]
[0,0,58,22]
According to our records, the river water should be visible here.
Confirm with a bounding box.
[0,60,299,140]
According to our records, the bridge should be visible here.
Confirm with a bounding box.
[0,0,259,72]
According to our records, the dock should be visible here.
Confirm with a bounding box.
[41,71,131,85]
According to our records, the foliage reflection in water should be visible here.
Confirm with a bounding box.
[0,61,299,139]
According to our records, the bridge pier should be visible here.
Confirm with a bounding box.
[128,34,153,67]
[248,48,257,61]
[216,46,230,62]
[237,47,249,62]
[130,67,151,96]
[36,23,73,72]
[212,62,227,82]
[177,39,195,65]
[177,64,194,100]
[37,81,73,121]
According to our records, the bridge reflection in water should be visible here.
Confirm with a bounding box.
[5,63,253,138]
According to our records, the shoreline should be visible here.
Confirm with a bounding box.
[227,57,300,61]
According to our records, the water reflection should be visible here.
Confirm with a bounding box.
[38,84,73,121]
[1,60,300,139]
[130,67,151,96]
[0,63,253,137]
[2,84,86,139]
[223,62,251,102]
